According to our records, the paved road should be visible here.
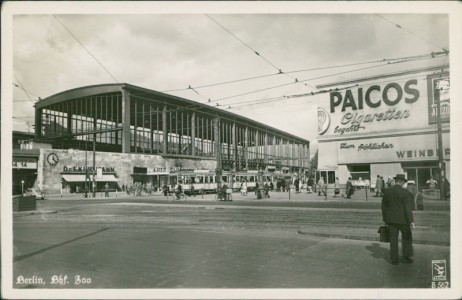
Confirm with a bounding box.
[12,197,451,289]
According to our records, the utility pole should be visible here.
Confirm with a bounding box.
[92,132,96,198]
[434,80,446,201]
[85,137,88,198]
[214,117,222,200]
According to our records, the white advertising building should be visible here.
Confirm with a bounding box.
[316,64,450,190]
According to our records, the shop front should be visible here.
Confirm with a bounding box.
[60,166,120,193]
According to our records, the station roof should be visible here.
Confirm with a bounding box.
[35,83,310,144]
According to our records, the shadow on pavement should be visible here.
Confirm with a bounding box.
[14,227,110,262]
[366,242,391,264]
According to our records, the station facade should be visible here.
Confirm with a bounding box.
[30,84,310,194]
[316,64,450,191]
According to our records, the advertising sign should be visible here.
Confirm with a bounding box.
[337,133,450,164]
[427,73,450,124]
[12,157,37,169]
[317,70,448,138]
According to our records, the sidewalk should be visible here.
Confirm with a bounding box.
[42,189,449,204]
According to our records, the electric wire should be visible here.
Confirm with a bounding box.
[375,14,448,52]
[161,51,445,106]
[148,54,445,113]
[205,14,316,90]
[13,75,36,102]
[53,15,119,83]
[159,54,430,93]
[225,70,445,110]
[150,51,446,95]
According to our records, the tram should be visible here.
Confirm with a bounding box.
[174,170,278,195]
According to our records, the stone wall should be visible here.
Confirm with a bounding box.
[38,148,216,194]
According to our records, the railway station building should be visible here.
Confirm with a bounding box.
[29,84,310,194]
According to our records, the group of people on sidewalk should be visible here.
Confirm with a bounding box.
[316,177,354,199]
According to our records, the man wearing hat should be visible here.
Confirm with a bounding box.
[381,174,416,265]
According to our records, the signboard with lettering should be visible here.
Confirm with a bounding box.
[336,133,450,164]
[317,70,449,138]
[13,157,37,169]
[427,73,450,124]
[62,166,116,173]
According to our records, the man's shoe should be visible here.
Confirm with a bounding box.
[401,257,413,263]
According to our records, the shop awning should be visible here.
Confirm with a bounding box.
[62,174,86,182]
[62,174,119,182]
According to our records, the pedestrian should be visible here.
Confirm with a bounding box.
[345,177,354,199]
[416,188,424,210]
[221,182,228,201]
[307,177,313,193]
[174,181,183,200]
[190,183,195,197]
[264,182,270,198]
[375,175,383,197]
[381,176,386,196]
[295,178,300,193]
[317,177,325,196]
[162,183,168,196]
[104,183,109,197]
[333,177,340,197]
[406,180,417,210]
[387,177,392,188]
[426,176,437,193]
[269,181,274,191]
[241,181,247,196]
[381,174,415,265]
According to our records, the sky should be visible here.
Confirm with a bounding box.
[6,3,453,154]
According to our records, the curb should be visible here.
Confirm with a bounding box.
[297,230,450,246]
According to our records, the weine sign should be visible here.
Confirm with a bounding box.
[337,133,450,164]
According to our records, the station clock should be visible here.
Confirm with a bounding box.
[46,153,59,166]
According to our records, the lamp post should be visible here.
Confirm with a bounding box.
[21,180,24,196]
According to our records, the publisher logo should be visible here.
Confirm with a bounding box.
[432,260,447,281]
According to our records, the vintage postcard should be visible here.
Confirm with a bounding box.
[2,1,461,299]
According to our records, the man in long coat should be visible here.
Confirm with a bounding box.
[381,174,415,265]
[375,175,383,197]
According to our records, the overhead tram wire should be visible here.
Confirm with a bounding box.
[225,71,442,111]
[375,14,449,53]
[139,51,444,95]
[52,15,119,83]
[154,54,429,94]
[204,14,316,91]
[226,84,359,110]
[13,75,37,102]
[131,53,445,114]
[213,60,400,103]
[157,51,446,104]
